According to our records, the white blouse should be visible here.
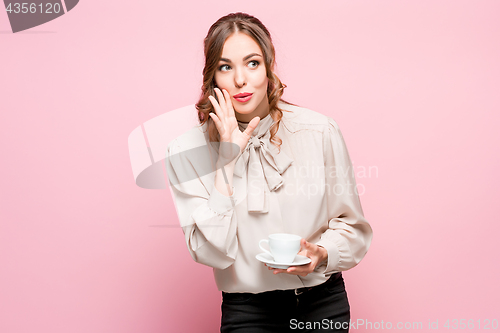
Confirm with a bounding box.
[165,101,373,293]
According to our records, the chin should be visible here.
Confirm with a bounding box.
[234,105,256,115]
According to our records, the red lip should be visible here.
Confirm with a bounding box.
[234,93,253,98]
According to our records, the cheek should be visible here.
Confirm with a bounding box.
[255,73,268,90]
[214,74,229,89]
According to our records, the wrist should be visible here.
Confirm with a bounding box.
[318,245,328,265]
[216,157,236,169]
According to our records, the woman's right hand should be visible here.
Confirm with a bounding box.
[208,88,260,165]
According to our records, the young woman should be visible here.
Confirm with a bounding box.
[166,12,373,333]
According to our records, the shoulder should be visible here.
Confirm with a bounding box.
[278,101,340,133]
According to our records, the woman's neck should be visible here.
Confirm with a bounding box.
[236,98,270,123]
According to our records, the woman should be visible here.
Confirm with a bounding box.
[166,12,373,332]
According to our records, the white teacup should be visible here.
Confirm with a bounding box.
[259,233,301,263]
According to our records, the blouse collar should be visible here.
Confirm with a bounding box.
[237,112,272,135]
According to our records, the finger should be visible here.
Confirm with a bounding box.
[286,267,303,275]
[301,239,308,249]
[208,95,223,122]
[210,90,224,121]
[301,239,317,253]
[208,113,225,137]
[222,89,234,117]
[303,240,321,255]
[208,97,225,136]
[298,239,305,252]
[243,116,260,138]
[273,267,307,277]
[214,88,228,118]
[287,264,313,276]
[270,267,288,274]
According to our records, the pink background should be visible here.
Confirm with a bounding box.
[1,0,499,332]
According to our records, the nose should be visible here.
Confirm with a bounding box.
[233,67,246,88]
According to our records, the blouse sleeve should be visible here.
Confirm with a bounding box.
[165,139,238,270]
[315,118,373,275]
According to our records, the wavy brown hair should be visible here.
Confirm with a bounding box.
[196,12,297,153]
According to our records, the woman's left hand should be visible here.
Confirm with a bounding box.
[266,239,328,277]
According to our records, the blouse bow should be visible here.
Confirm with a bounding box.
[233,116,294,213]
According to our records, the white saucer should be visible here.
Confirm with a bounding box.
[256,253,311,269]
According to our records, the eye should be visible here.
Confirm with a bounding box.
[218,64,231,72]
[248,60,260,68]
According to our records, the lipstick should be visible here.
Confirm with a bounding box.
[233,93,253,103]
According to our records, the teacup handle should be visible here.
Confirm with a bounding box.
[259,239,272,257]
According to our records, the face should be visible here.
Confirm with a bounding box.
[214,32,269,122]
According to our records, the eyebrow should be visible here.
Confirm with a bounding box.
[219,53,262,63]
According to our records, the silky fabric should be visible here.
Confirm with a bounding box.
[166,101,373,293]
[233,114,294,213]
